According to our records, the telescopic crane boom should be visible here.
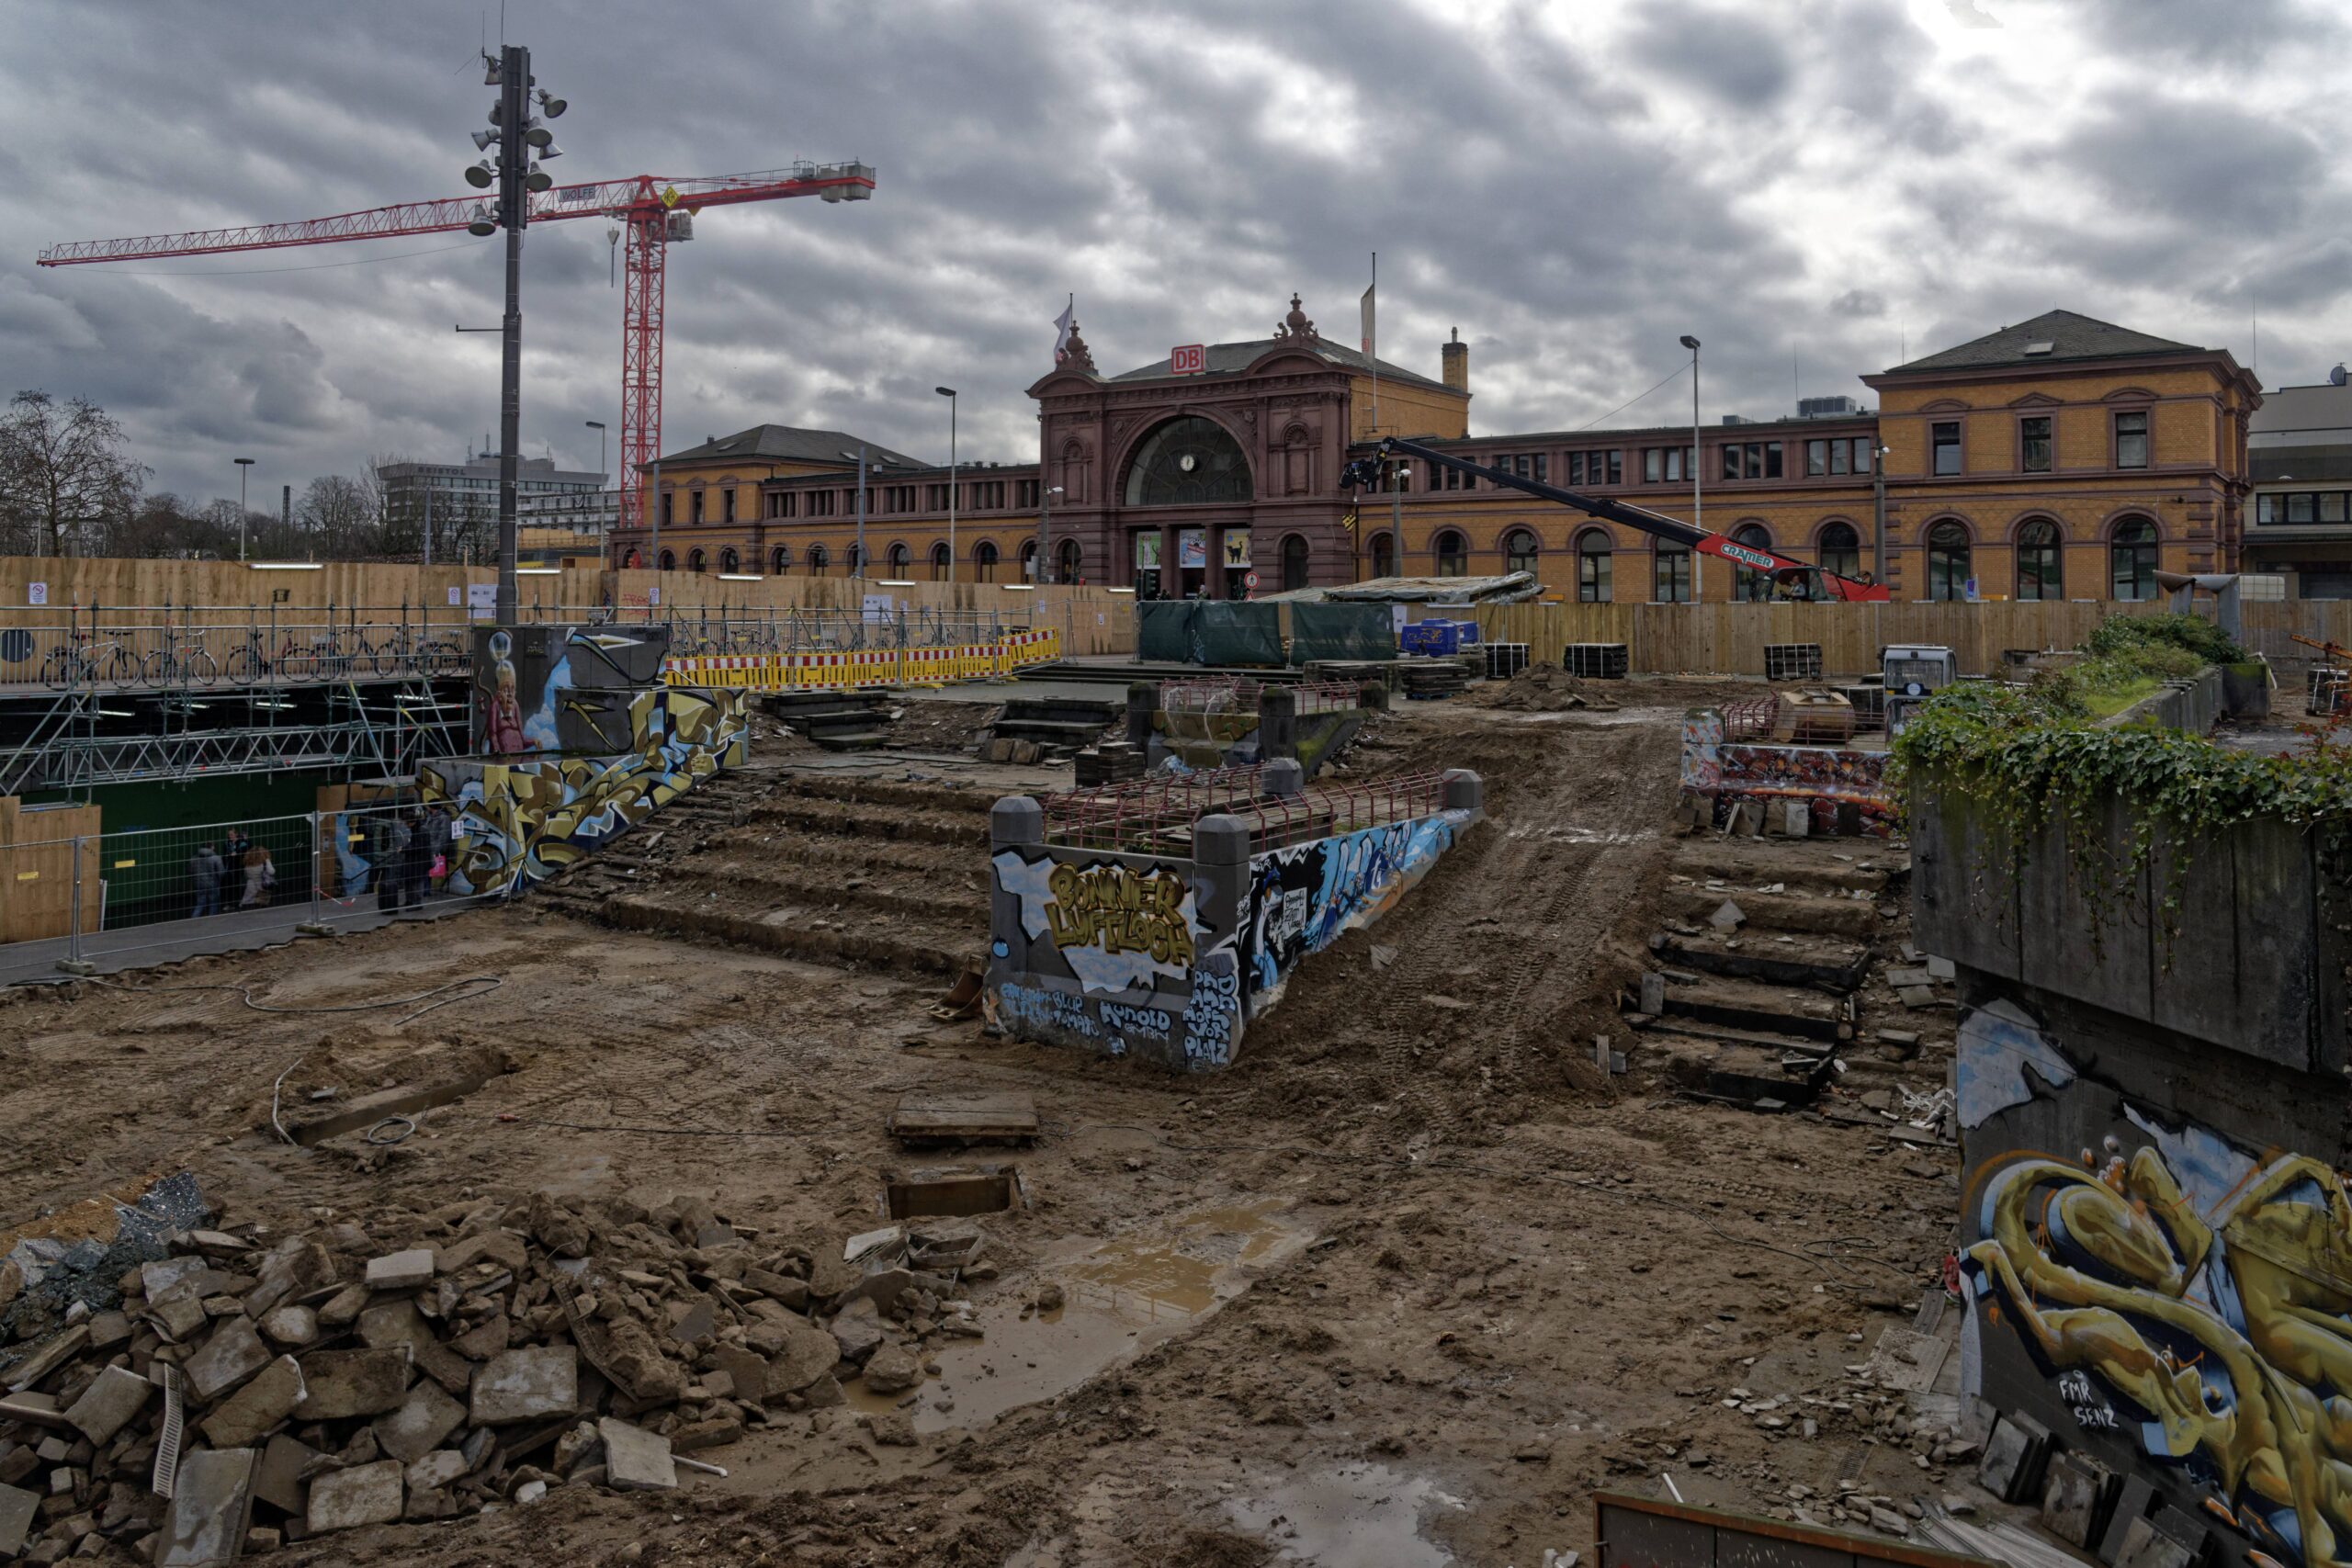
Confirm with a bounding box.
[1341,434,1891,603]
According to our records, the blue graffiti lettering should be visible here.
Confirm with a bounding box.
[1098,1002,1173,1039]
[1182,967,1239,1068]
[999,982,1098,1040]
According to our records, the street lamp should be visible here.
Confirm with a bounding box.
[585,419,608,556]
[1679,334,1702,602]
[233,457,255,562]
[935,387,957,584]
[841,447,868,581]
[1871,443,1891,587]
[1035,485,1065,583]
[472,44,569,626]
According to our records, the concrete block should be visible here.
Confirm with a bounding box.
[306,1458,404,1534]
[62,1366,152,1446]
[2041,1450,2115,1549]
[257,1305,318,1348]
[770,1322,842,1393]
[315,1284,370,1328]
[244,1240,335,1317]
[404,1449,469,1494]
[157,1447,255,1567]
[2114,1517,2196,1568]
[296,1348,411,1420]
[365,1250,436,1292]
[708,1346,770,1406]
[184,1316,272,1404]
[356,1298,429,1352]
[469,1346,578,1426]
[1710,900,1746,931]
[1639,971,1667,1014]
[0,1483,36,1558]
[371,1380,468,1465]
[1977,1412,2051,1504]
[595,1417,675,1492]
[199,1355,307,1450]
[2098,1474,2157,1565]
[1925,954,1954,979]
[252,1434,318,1517]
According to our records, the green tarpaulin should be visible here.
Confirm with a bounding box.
[1133,601,1285,666]
[1289,602,1396,665]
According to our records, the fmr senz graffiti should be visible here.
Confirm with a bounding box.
[1960,998,2352,1568]
[424,685,748,897]
[1245,815,1459,1003]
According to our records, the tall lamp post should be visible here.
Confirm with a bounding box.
[584,419,606,558]
[232,457,254,562]
[935,387,957,584]
[1035,484,1063,583]
[1679,334,1702,602]
[842,446,868,581]
[1871,443,1891,588]
[463,44,566,626]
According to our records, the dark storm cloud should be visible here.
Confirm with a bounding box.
[0,0,2346,502]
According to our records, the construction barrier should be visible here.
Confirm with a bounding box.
[658,628,1060,694]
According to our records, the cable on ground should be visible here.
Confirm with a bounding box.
[88,974,502,1026]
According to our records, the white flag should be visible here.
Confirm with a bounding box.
[1053,299,1076,363]
[1360,282,1374,355]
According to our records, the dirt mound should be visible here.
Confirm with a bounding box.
[1460,662,1621,712]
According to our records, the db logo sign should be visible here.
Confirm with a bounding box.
[1170,344,1205,375]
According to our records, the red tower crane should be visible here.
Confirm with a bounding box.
[38,163,876,542]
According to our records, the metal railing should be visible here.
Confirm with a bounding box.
[0,803,504,972]
[1159,675,1364,718]
[0,602,1042,695]
[1038,763,1447,853]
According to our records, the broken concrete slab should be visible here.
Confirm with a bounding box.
[199,1356,306,1451]
[469,1346,578,1426]
[244,1240,334,1317]
[708,1346,770,1406]
[1709,900,1747,931]
[4,1326,89,1393]
[365,1249,435,1292]
[371,1380,468,1465]
[861,1345,920,1396]
[257,1305,318,1348]
[63,1366,152,1446]
[440,1230,528,1275]
[1978,1412,2052,1504]
[2114,1517,2196,1568]
[2042,1450,2117,1550]
[1897,984,1938,1009]
[306,1458,404,1534]
[183,1317,272,1404]
[356,1297,430,1352]
[404,1449,469,1494]
[770,1322,843,1393]
[252,1434,318,1517]
[314,1284,369,1328]
[295,1348,411,1420]
[596,1417,675,1492]
[828,1297,884,1364]
[1885,966,1936,989]
[0,1482,35,1558]
[157,1446,255,1567]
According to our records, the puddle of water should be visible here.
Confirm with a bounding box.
[1225,1461,1464,1566]
[846,1198,1310,1433]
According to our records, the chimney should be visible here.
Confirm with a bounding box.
[1442,327,1468,393]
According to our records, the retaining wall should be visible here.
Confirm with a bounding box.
[987,769,1482,1071]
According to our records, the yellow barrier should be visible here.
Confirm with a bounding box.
[662,628,1058,694]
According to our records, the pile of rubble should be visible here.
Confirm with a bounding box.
[1464,664,1620,713]
[0,1188,993,1563]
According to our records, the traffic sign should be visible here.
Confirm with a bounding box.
[1244,570,1259,591]
[1170,344,1205,375]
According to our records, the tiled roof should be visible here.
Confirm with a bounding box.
[658,424,925,469]
[1883,310,2202,374]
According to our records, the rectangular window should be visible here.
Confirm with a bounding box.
[927,483,948,510]
[723,489,737,523]
[2257,493,2278,525]
[1664,448,1682,483]
[1579,547,1611,603]
[2020,416,2052,473]
[1607,451,1623,485]
[2290,492,2316,523]
[2115,411,2149,469]
[1854,438,1875,474]
[690,491,705,525]
[2324,492,2349,525]
[1722,445,1740,481]
[1745,442,1763,479]
[1533,454,1548,483]
[1567,452,1584,486]
[1829,440,1849,476]
[1654,547,1692,604]
[661,492,673,526]
[1932,422,1962,476]
[1806,439,1827,476]
[1645,447,1663,483]
[1763,443,1783,479]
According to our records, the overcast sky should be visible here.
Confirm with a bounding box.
[0,0,2340,504]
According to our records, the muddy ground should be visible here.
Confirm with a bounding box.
[0,677,1959,1567]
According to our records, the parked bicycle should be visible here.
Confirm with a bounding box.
[141,634,220,687]
[40,630,141,690]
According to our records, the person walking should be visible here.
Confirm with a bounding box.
[373,813,411,913]
[239,838,275,908]
[401,810,432,911]
[222,827,247,874]
[187,842,224,919]
[423,804,454,897]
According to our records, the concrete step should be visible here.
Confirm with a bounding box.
[1653,929,1871,990]
[1668,840,1899,896]
[1662,885,1880,940]
[1647,971,1849,1043]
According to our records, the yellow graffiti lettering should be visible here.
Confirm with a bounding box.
[1042,862,1195,966]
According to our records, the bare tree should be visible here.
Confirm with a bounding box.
[0,391,147,556]
[298,474,377,556]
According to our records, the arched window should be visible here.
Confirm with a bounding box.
[2110,517,2157,601]
[771,546,791,576]
[657,548,675,571]
[974,540,1000,582]
[1281,533,1311,592]
[1123,416,1251,505]
[808,543,830,574]
[1730,524,1774,602]
[622,547,641,569]
[1434,529,1468,577]
[1577,530,1612,603]
[2017,520,2063,601]
[1817,522,1861,582]
[888,543,910,577]
[1057,538,1082,584]
[1370,531,1396,580]
[1503,528,1539,578]
[1019,538,1039,581]
[718,547,740,574]
[687,547,707,573]
[846,543,867,574]
[1926,521,1972,602]
[930,542,951,581]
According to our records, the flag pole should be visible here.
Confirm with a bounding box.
[1368,252,1378,440]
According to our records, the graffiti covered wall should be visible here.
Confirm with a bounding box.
[988,785,1480,1073]
[473,624,674,757]
[1680,709,1894,835]
[1957,986,2352,1568]
[424,685,748,897]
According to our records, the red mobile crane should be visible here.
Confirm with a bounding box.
[38,164,876,543]
[1342,434,1892,602]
